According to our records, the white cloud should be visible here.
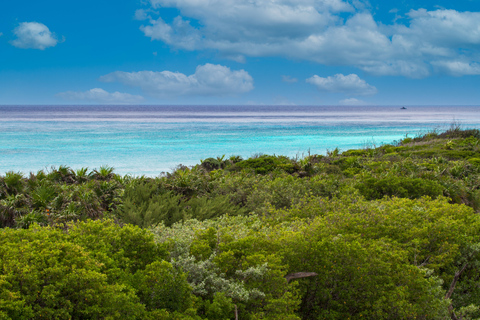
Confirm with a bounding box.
[134,9,149,20]
[99,64,254,97]
[11,22,59,50]
[306,73,377,96]
[405,9,480,46]
[282,75,298,83]
[141,0,351,55]
[56,88,144,104]
[431,60,480,76]
[339,98,366,105]
[138,1,480,77]
[140,16,202,51]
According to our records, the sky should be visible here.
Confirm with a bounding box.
[1,0,480,106]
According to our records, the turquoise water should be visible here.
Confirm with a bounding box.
[1,105,479,176]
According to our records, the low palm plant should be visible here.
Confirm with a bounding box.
[74,167,89,183]
[92,165,115,181]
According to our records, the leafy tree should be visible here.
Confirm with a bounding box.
[0,225,146,319]
[133,261,194,313]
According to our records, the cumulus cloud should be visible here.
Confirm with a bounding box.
[306,73,377,96]
[138,1,480,77]
[141,16,202,51]
[99,64,254,97]
[282,75,298,83]
[11,22,59,50]
[56,88,144,104]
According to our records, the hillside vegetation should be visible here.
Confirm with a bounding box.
[1,127,480,319]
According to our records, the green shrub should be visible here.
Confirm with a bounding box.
[184,195,247,221]
[67,220,166,278]
[120,191,185,228]
[133,261,194,313]
[201,158,222,171]
[235,156,296,174]
[356,175,444,200]
[468,158,480,168]
[341,149,369,157]
[0,225,146,319]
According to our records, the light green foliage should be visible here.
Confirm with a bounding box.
[67,219,167,281]
[151,216,300,319]
[274,196,480,272]
[269,195,480,318]
[284,234,449,319]
[0,225,146,319]
[203,292,234,320]
[133,261,194,313]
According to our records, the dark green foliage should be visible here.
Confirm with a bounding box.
[121,191,184,227]
[235,155,297,174]
[1,171,25,195]
[356,175,444,200]
[118,178,183,227]
[121,190,246,227]
[0,167,124,228]
[201,158,223,171]
[183,195,247,221]
[119,176,246,227]
[31,184,56,209]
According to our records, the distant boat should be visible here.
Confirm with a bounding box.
[400,107,407,109]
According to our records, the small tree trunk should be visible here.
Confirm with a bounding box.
[234,304,238,320]
[445,263,468,320]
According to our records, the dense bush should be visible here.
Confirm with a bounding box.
[356,175,444,200]
[0,223,147,319]
[235,155,297,174]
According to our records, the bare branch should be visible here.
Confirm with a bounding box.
[445,263,468,300]
[445,263,468,320]
[285,272,318,283]
[417,256,431,268]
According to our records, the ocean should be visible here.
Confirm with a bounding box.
[1,105,479,176]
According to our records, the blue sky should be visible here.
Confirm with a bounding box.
[1,0,480,105]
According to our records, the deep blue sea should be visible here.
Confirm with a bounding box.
[1,105,479,176]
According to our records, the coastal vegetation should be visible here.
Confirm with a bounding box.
[1,126,480,319]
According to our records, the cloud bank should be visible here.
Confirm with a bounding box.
[56,88,144,104]
[307,74,377,96]
[138,1,480,77]
[11,22,59,50]
[100,64,254,97]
